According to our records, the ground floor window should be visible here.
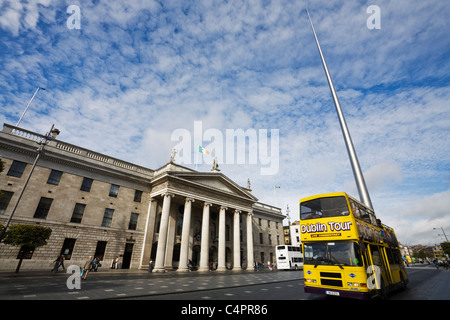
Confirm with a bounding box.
[60,238,77,260]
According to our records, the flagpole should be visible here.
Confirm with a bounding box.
[305,2,373,209]
[16,87,45,127]
[195,146,199,171]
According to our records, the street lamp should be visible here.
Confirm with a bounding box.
[433,227,449,242]
[0,124,60,240]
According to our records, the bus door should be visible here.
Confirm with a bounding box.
[379,247,394,285]
[367,245,389,292]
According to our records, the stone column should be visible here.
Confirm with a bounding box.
[198,202,211,272]
[246,211,254,271]
[233,210,241,270]
[177,198,194,272]
[153,193,173,272]
[217,206,227,271]
[139,198,157,269]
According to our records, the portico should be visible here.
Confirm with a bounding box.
[139,162,275,272]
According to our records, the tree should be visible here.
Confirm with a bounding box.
[441,242,450,257]
[1,224,52,273]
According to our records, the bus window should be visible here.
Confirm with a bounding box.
[303,242,363,267]
[370,245,382,266]
[300,196,350,220]
[349,198,361,219]
[385,248,395,265]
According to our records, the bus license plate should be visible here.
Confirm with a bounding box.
[325,290,339,296]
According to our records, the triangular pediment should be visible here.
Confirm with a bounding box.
[168,171,258,201]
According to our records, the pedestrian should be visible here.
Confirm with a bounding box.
[188,259,192,272]
[81,256,93,280]
[52,254,65,273]
[91,257,100,272]
[148,259,154,272]
[59,255,65,271]
[267,261,272,271]
[52,255,61,273]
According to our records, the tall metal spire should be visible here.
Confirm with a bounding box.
[305,3,373,209]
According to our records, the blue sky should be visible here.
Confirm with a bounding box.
[0,0,449,246]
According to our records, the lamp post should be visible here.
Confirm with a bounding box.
[0,124,60,240]
[433,227,449,242]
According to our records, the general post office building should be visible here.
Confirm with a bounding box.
[0,124,285,271]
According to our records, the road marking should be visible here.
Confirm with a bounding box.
[23,294,36,298]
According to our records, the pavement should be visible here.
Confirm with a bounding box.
[0,266,287,278]
[0,266,304,300]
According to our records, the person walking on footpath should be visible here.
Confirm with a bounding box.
[81,256,93,280]
[59,254,66,271]
[52,254,65,273]
[148,259,154,272]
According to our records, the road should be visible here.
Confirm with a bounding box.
[0,264,448,301]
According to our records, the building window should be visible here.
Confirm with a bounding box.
[33,197,53,219]
[60,238,77,260]
[94,241,107,261]
[211,223,217,241]
[155,213,162,233]
[80,177,93,192]
[176,216,183,235]
[258,218,262,226]
[268,234,272,245]
[7,160,27,178]
[102,208,114,227]
[70,203,86,223]
[109,184,119,197]
[0,190,14,215]
[129,212,139,230]
[47,169,63,185]
[17,245,35,260]
[134,190,143,202]
[259,233,264,244]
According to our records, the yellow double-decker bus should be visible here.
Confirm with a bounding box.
[300,192,408,299]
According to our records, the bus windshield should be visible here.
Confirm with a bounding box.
[303,241,363,267]
[300,196,349,220]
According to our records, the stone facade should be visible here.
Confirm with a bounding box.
[0,124,285,271]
